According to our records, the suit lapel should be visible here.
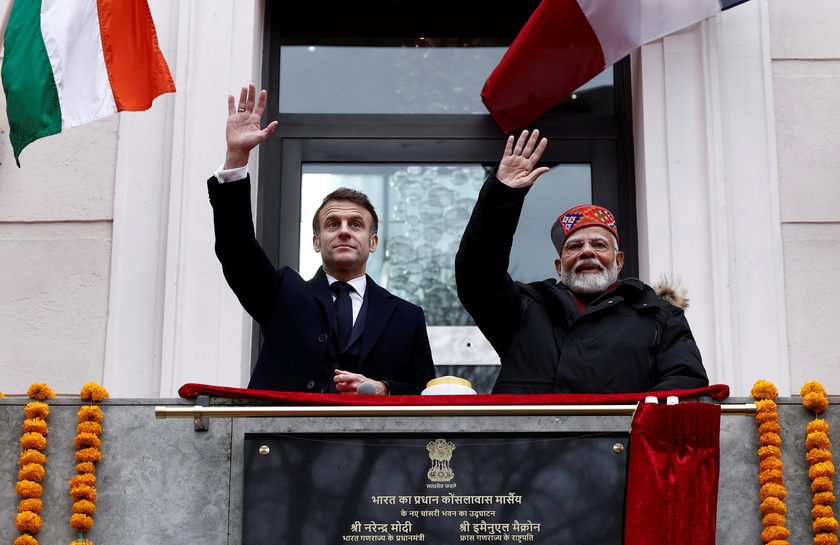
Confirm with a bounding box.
[359,275,397,363]
[307,267,336,327]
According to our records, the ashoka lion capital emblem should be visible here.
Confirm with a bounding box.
[426,438,456,482]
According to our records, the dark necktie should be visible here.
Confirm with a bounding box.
[331,281,354,349]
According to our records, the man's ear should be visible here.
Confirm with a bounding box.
[554,258,562,276]
[615,251,625,273]
[313,234,321,253]
[369,233,379,253]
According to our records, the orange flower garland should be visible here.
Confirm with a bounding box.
[752,380,791,545]
[15,383,57,545]
[69,383,109,545]
[802,381,838,545]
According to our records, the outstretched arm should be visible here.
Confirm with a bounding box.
[455,130,550,357]
[496,129,550,188]
[224,83,279,170]
[209,84,281,323]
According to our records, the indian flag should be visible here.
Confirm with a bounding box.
[2,0,175,165]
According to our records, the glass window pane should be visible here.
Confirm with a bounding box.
[281,45,614,115]
[281,46,504,114]
[300,163,591,326]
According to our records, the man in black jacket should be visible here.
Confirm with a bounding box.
[209,84,435,395]
[455,130,708,394]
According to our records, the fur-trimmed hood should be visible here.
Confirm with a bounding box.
[653,277,689,309]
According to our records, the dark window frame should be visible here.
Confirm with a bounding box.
[256,0,638,295]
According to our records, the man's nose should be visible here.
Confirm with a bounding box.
[579,242,597,256]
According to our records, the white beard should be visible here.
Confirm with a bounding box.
[560,258,619,295]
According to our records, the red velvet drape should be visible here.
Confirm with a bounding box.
[624,402,722,545]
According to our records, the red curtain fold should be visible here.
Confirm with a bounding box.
[177,382,730,405]
[624,402,722,545]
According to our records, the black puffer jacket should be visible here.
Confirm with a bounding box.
[455,175,708,395]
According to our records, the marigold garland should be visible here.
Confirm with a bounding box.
[69,383,109,545]
[80,383,110,403]
[28,383,57,400]
[752,380,791,545]
[14,384,56,545]
[802,382,838,545]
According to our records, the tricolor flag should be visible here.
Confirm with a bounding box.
[482,0,751,134]
[2,0,175,166]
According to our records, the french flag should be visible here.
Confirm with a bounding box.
[482,0,751,134]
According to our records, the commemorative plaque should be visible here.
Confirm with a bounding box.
[243,432,629,544]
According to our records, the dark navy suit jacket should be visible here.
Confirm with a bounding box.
[208,176,435,394]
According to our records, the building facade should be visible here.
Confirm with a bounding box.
[0,0,837,397]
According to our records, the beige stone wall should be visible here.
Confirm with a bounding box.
[769,0,840,391]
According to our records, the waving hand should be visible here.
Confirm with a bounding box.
[224,83,279,169]
[496,129,549,188]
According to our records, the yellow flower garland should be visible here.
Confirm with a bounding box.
[801,381,839,545]
[752,380,791,545]
[69,383,109,545]
[14,384,56,545]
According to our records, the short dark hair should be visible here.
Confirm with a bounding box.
[312,187,379,236]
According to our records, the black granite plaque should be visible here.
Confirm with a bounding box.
[243,432,629,544]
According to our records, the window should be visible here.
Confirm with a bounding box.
[258,0,636,392]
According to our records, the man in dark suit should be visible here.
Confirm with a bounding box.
[208,84,435,395]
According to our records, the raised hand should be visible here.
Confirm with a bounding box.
[224,83,279,169]
[496,129,549,188]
